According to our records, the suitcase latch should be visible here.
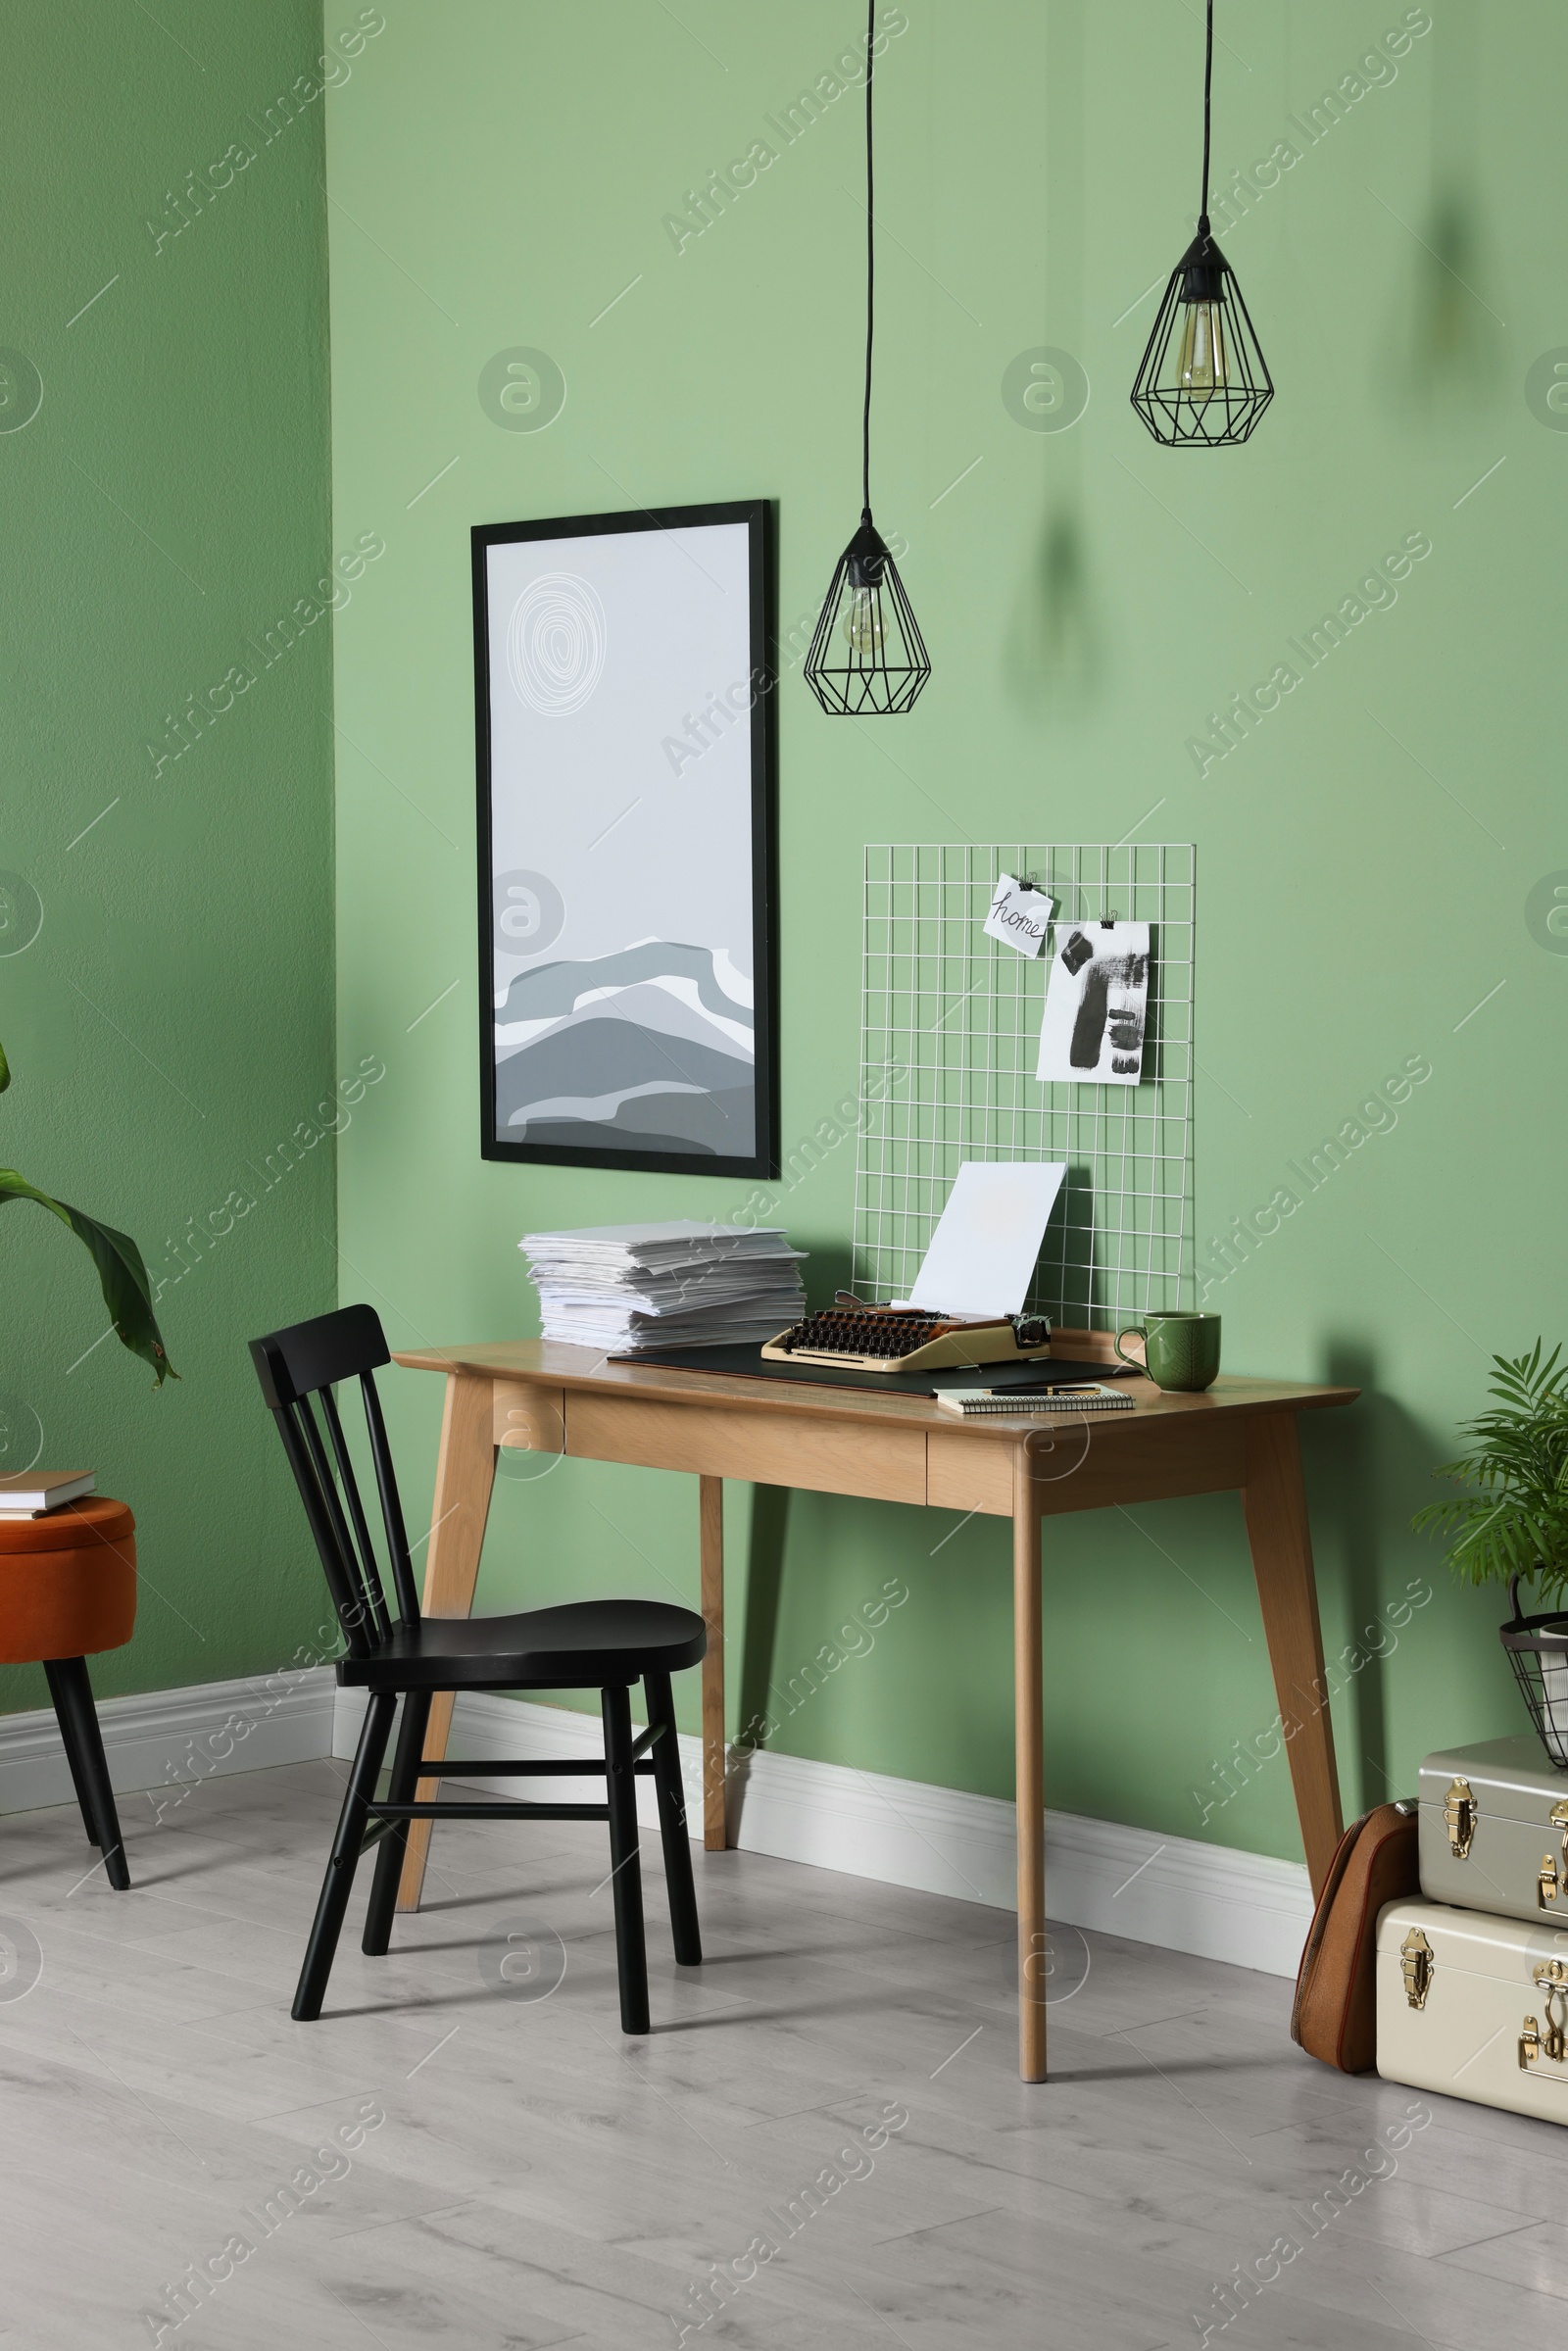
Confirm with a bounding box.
[1522,1962,1568,2069]
[1536,1960,1568,2062]
[1400,1927,1434,2010]
[1544,1802,1568,1911]
[1444,1778,1476,1859]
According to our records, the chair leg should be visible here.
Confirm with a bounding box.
[293,1692,396,2022]
[44,1658,128,1891]
[362,1690,430,1957]
[601,1683,650,2034]
[644,1671,701,1967]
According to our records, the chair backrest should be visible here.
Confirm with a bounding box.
[249,1304,419,1657]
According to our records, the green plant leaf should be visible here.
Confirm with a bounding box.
[0,1168,174,1384]
[0,1036,10,1093]
[1413,1341,1568,1604]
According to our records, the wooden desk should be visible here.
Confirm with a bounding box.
[389,1342,1355,2081]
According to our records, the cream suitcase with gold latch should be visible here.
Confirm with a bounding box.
[1419,1734,1568,1924]
[1376,1895,1568,2123]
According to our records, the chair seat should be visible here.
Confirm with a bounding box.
[337,1596,707,1690]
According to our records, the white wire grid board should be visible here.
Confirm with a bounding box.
[854,844,1196,1333]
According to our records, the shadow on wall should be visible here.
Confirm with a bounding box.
[736,1485,791,1759]
[1310,1337,1516,1804]
[1376,181,1507,424]
[1319,1343,1397,1801]
[1004,508,1102,713]
[1376,0,1507,427]
[806,1238,856,1311]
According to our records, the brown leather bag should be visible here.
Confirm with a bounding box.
[1292,1800,1420,2072]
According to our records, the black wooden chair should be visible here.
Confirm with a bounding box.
[249,1303,705,2032]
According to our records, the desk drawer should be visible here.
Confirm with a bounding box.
[567,1393,926,1504]
[492,1382,564,1453]
[925,1430,1013,1517]
[926,1414,1248,1519]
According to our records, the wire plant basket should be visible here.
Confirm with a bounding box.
[1501,1575,1568,1770]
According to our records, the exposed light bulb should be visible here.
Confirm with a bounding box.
[1177,299,1229,399]
[842,585,884,660]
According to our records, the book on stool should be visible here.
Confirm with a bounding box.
[0,1471,96,1518]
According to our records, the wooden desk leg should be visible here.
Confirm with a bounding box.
[1243,1412,1345,1900]
[699,1475,726,1851]
[1014,1442,1047,2082]
[395,1371,499,1912]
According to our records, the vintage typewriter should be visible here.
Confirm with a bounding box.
[762,1296,1053,1375]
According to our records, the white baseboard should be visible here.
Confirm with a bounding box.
[334,1688,1312,1978]
[0,1666,337,1822]
[0,1664,1308,1977]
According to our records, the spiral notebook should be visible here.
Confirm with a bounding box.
[936,1383,1133,1418]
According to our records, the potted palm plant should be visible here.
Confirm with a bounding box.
[1413,1341,1568,1766]
[0,1036,173,1385]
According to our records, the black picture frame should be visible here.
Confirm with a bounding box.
[473,499,777,1179]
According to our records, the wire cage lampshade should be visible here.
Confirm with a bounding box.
[804,0,929,716]
[1130,0,1272,449]
[1501,1577,1568,1769]
[1131,233,1272,447]
[803,516,930,715]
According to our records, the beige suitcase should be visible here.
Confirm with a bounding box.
[1377,1895,1568,2124]
[1419,1734,1568,1924]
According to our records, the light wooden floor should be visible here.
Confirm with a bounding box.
[0,1758,1561,2349]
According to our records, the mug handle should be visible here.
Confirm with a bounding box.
[1113,1326,1148,1370]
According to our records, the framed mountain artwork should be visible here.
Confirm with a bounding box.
[473,501,777,1177]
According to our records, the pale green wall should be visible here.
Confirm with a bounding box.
[0,2,337,1708]
[329,1,1568,1865]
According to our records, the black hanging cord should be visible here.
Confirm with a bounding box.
[1198,0,1213,240]
[861,0,875,521]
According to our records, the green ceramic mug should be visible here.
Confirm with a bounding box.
[1114,1311,1221,1392]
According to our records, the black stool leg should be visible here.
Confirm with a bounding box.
[48,1662,100,1847]
[644,1671,701,1966]
[601,1683,649,2034]
[45,1658,128,1890]
[362,1689,430,1957]
[293,1692,396,2022]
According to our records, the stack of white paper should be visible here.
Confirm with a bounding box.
[519,1220,806,1354]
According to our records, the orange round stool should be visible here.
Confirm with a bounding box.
[0,1497,136,1888]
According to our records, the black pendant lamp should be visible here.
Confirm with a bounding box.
[804,0,929,714]
[1131,0,1272,448]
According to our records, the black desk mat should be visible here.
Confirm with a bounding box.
[608,1342,1130,1399]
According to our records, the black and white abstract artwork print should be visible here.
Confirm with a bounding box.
[1035,919,1151,1086]
[475,504,774,1176]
